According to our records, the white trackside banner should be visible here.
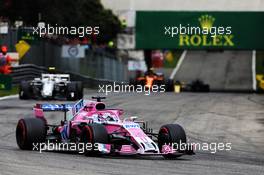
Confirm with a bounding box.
[61,45,86,58]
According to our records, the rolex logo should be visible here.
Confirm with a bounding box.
[198,15,215,30]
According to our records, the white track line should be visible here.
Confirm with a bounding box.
[0,94,19,101]
[169,50,187,79]
[252,50,256,91]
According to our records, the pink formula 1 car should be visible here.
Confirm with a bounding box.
[16,97,194,158]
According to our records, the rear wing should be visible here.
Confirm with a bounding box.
[41,74,70,81]
[34,99,84,121]
[35,103,74,111]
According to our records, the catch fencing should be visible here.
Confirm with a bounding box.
[11,64,117,88]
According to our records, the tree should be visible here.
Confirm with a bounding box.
[0,0,121,43]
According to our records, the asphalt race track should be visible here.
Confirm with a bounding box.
[0,90,264,175]
[175,51,253,91]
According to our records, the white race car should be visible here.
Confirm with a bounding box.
[19,74,83,100]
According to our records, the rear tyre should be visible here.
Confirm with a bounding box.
[129,78,136,86]
[158,124,186,159]
[165,79,175,92]
[138,80,145,87]
[190,79,210,92]
[19,81,31,99]
[203,84,210,92]
[16,118,46,150]
[81,124,109,156]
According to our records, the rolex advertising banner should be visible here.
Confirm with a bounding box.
[136,12,264,49]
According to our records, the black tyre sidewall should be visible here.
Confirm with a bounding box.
[16,118,46,150]
[81,124,108,156]
[166,79,174,92]
[158,124,187,158]
[19,81,31,99]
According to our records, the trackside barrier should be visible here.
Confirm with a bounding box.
[10,64,120,88]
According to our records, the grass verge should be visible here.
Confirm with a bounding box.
[0,86,18,97]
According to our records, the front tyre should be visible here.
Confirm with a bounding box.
[81,124,109,156]
[158,124,186,158]
[19,81,31,99]
[16,118,46,150]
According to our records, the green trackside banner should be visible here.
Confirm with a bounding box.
[135,11,264,49]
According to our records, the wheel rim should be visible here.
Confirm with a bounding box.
[158,127,170,151]
[83,126,93,143]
